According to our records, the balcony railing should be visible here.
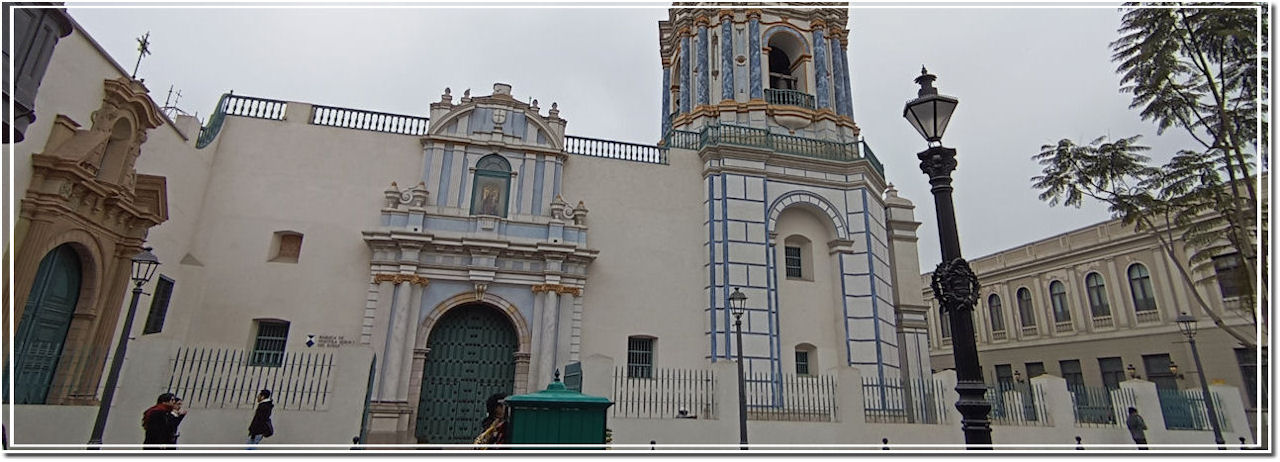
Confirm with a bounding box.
[765,88,815,110]
[196,93,288,149]
[1055,321,1074,333]
[1092,315,1114,329]
[310,105,429,136]
[1134,310,1161,324]
[661,124,885,176]
[564,135,667,164]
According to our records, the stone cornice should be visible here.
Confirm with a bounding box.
[22,154,168,237]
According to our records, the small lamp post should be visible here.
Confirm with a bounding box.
[903,67,991,447]
[1175,312,1226,448]
[88,247,160,447]
[728,288,749,449]
[1127,363,1139,379]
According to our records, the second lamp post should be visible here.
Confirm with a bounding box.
[902,67,993,447]
[729,288,749,449]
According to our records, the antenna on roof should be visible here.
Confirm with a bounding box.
[161,84,191,118]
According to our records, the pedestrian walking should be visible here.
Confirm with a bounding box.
[246,389,274,447]
[473,393,509,447]
[1126,407,1148,449]
[169,397,187,448]
[142,393,185,449]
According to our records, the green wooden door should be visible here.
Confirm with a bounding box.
[416,304,517,444]
[14,245,82,404]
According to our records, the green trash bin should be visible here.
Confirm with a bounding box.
[504,377,613,448]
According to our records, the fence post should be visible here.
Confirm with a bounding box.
[1030,374,1072,430]
[835,367,863,425]
[1209,383,1252,444]
[284,101,310,124]
[1118,379,1163,442]
[711,360,740,442]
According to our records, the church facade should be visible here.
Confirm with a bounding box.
[6,5,942,446]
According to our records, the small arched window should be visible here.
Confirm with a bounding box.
[1049,280,1071,323]
[987,294,1005,333]
[794,343,817,376]
[1085,273,1111,318]
[1127,263,1157,313]
[470,154,512,218]
[782,235,813,281]
[1016,288,1036,327]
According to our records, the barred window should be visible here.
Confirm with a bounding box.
[250,320,290,367]
[142,276,175,334]
[784,246,802,279]
[795,350,810,375]
[627,336,655,378]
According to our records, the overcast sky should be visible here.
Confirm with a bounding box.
[66,2,1208,271]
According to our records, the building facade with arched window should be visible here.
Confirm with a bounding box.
[922,215,1262,431]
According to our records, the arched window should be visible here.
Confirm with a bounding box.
[1049,280,1071,323]
[1016,288,1036,327]
[1085,272,1111,318]
[1127,263,1157,312]
[765,29,807,94]
[97,117,134,183]
[470,154,512,218]
[987,294,1005,333]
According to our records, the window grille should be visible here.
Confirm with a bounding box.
[784,246,802,279]
[627,336,654,378]
[250,321,290,367]
[795,350,810,376]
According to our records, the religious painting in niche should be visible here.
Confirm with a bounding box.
[470,154,512,218]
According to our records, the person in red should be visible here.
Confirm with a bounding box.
[141,393,185,449]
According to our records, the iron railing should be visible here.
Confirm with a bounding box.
[310,105,429,135]
[166,346,334,411]
[661,124,885,177]
[765,88,816,110]
[1158,388,1231,431]
[863,377,949,424]
[612,367,716,419]
[744,372,837,422]
[195,93,288,149]
[564,135,667,164]
[987,383,1051,427]
[1070,386,1135,427]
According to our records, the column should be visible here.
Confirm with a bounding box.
[696,20,710,107]
[397,282,426,400]
[837,37,855,118]
[528,287,545,391]
[719,14,734,102]
[661,64,672,134]
[538,289,560,389]
[812,25,830,109]
[680,33,692,113]
[830,36,848,117]
[380,280,413,399]
[747,12,762,99]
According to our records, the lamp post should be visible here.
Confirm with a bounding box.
[88,247,160,447]
[728,287,749,449]
[903,67,992,447]
[1175,312,1226,448]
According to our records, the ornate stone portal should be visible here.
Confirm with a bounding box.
[10,77,169,404]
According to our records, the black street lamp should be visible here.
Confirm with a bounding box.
[903,67,992,448]
[87,247,160,447]
[1175,312,1226,448]
[728,287,749,449]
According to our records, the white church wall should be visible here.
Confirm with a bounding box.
[773,206,843,377]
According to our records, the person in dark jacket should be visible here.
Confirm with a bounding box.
[474,393,510,446]
[169,397,187,447]
[142,393,185,449]
[246,389,274,447]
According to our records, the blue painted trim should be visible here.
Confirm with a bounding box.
[838,41,855,119]
[720,174,732,361]
[765,190,850,240]
[862,189,886,391]
[748,19,762,99]
[707,176,718,361]
[720,19,734,102]
[839,251,853,366]
[662,66,672,134]
[438,147,454,205]
[532,157,545,215]
[697,25,710,106]
[515,157,526,214]
[813,28,830,109]
[680,36,692,113]
[552,160,562,200]
[421,146,435,188]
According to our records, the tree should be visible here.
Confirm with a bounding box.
[1031,3,1266,348]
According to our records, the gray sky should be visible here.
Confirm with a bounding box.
[67,3,1203,271]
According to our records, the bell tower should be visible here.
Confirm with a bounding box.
[659,3,858,143]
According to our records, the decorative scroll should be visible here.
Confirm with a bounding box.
[930,258,980,314]
[373,273,430,286]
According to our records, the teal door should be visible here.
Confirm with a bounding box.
[14,245,82,404]
[416,304,518,444]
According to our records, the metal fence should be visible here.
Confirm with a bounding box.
[612,367,716,419]
[659,124,886,177]
[987,383,1052,426]
[863,377,949,424]
[744,372,837,422]
[165,347,335,411]
[196,93,288,148]
[1070,386,1136,427]
[309,105,429,135]
[564,135,668,164]
[1158,388,1231,432]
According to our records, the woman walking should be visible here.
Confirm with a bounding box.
[246,389,274,448]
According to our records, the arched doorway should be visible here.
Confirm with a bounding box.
[415,303,518,444]
[14,244,82,404]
